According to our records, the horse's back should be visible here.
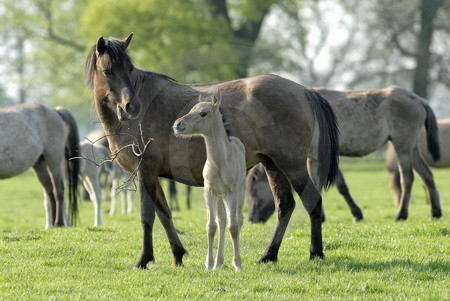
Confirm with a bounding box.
[316,86,427,157]
[0,103,66,178]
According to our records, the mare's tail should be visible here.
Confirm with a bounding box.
[421,102,440,162]
[304,89,340,190]
[54,107,80,225]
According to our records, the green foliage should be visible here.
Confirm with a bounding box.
[1,159,449,299]
[80,0,241,82]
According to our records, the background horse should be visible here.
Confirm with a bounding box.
[248,86,441,222]
[84,34,339,268]
[386,118,450,204]
[0,103,80,228]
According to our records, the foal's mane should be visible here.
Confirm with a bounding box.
[84,37,176,89]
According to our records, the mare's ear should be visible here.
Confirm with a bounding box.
[122,33,133,49]
[212,93,222,110]
[96,37,106,55]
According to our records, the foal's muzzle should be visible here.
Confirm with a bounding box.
[173,119,186,136]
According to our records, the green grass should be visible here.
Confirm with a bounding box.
[0,158,449,300]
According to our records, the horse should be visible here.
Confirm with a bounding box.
[78,141,111,226]
[84,129,134,216]
[0,103,80,228]
[167,179,192,211]
[386,118,450,204]
[84,33,339,268]
[174,93,246,271]
[247,86,442,223]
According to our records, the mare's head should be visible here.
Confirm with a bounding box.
[85,33,141,121]
[173,94,222,137]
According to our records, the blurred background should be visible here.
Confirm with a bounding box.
[0,0,449,135]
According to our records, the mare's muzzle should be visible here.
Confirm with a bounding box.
[117,99,141,121]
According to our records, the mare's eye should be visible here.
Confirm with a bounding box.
[103,69,113,76]
[199,112,207,117]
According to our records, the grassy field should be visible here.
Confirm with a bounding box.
[0,157,448,300]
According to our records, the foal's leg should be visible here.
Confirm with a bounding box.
[225,191,244,271]
[214,199,226,269]
[204,188,218,270]
[412,147,442,218]
[258,158,296,263]
[335,168,364,222]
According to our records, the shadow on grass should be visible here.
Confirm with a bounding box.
[271,258,449,275]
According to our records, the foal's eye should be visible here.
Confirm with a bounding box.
[199,112,207,117]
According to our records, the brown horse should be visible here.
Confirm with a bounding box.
[0,103,80,228]
[248,86,442,222]
[84,34,339,268]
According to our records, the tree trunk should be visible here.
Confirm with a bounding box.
[413,0,443,98]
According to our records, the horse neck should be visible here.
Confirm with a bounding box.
[203,114,230,168]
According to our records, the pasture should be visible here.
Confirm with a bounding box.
[1,157,448,300]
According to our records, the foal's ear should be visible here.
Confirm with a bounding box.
[212,93,222,109]
[122,33,133,49]
[96,36,106,55]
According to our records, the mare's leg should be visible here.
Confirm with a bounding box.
[214,199,226,269]
[307,157,326,222]
[154,181,187,266]
[204,188,217,270]
[412,147,442,218]
[393,147,414,221]
[258,157,296,263]
[135,173,156,268]
[335,168,364,222]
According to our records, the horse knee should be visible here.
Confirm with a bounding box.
[206,220,217,236]
[228,222,239,238]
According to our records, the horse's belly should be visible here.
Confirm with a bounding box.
[339,124,388,157]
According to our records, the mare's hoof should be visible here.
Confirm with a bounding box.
[395,214,408,221]
[309,251,325,260]
[354,216,364,223]
[258,254,277,263]
[432,211,442,219]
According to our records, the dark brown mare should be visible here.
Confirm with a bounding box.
[84,34,339,268]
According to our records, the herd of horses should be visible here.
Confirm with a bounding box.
[0,33,444,270]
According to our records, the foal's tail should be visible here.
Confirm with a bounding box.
[304,89,340,190]
[422,102,440,162]
[54,107,81,225]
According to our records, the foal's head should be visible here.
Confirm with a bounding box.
[173,94,222,137]
[85,33,141,121]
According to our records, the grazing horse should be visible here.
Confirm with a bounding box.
[386,118,450,204]
[78,141,111,226]
[248,86,442,222]
[174,94,246,271]
[84,34,339,268]
[0,103,80,228]
[84,129,134,216]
